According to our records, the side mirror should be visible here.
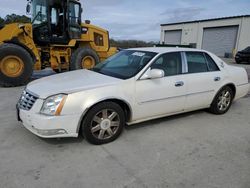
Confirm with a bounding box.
[26,3,31,14]
[140,69,165,80]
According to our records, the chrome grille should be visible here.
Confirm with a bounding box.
[18,90,38,111]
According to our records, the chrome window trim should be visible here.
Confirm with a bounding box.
[181,52,188,73]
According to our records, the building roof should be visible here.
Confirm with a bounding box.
[161,15,250,26]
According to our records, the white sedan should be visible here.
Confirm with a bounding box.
[17,47,250,144]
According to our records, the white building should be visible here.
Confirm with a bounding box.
[160,15,250,57]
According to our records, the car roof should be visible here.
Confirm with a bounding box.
[127,47,207,54]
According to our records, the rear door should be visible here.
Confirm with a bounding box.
[183,52,223,110]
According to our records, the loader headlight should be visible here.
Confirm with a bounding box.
[40,94,67,116]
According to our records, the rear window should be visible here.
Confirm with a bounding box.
[204,53,220,72]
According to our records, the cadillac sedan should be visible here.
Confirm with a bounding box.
[17,48,250,145]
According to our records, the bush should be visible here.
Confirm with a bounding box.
[110,39,157,49]
[0,14,31,26]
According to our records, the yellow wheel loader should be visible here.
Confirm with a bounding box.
[0,0,117,87]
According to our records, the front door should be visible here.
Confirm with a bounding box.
[135,52,187,121]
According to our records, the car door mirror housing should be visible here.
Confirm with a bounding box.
[140,69,165,80]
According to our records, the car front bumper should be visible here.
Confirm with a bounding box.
[18,108,81,138]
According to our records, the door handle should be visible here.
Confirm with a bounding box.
[175,81,184,87]
[214,77,221,82]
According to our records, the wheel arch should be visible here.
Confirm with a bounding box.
[76,98,132,134]
[3,39,36,63]
[212,83,236,104]
[224,83,236,99]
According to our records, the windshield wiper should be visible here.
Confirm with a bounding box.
[32,11,42,24]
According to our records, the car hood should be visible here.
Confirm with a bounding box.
[27,70,122,99]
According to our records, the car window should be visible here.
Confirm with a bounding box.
[204,53,220,72]
[186,52,209,73]
[151,52,182,76]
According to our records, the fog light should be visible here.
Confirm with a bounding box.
[34,127,67,136]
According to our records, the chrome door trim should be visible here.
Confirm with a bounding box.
[186,90,214,96]
[237,83,249,87]
[138,90,215,105]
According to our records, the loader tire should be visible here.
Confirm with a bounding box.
[70,47,100,70]
[0,43,33,87]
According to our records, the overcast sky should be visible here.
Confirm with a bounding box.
[0,0,249,41]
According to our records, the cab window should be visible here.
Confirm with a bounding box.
[94,33,104,46]
[68,2,80,24]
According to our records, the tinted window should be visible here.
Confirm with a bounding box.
[186,52,208,73]
[205,53,219,71]
[151,52,182,76]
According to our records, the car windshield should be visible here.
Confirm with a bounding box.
[92,50,157,79]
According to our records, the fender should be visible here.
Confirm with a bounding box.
[211,83,236,105]
[76,97,133,133]
[4,38,36,63]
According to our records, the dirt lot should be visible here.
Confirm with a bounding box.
[0,61,250,188]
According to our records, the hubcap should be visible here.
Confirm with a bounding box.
[82,56,95,69]
[91,109,120,140]
[100,119,111,130]
[0,56,24,77]
[217,90,231,111]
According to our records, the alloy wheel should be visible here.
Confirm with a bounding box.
[217,90,232,111]
[90,109,121,140]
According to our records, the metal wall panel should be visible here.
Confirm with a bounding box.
[164,30,182,45]
[202,26,238,57]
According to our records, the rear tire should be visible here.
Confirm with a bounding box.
[81,102,125,145]
[235,60,241,64]
[0,43,33,87]
[70,47,100,70]
[209,86,233,115]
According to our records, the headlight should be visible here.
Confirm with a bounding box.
[40,94,67,116]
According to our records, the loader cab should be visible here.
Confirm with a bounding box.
[29,0,82,45]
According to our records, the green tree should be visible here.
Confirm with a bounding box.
[0,17,4,26]
[4,14,30,24]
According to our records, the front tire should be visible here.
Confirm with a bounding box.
[0,43,33,87]
[82,102,125,145]
[209,86,233,115]
[70,47,100,70]
[235,59,241,64]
